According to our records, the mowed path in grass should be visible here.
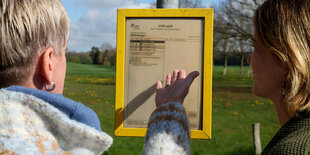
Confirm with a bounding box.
[63,63,280,155]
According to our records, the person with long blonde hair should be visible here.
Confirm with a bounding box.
[143,0,310,154]
[250,0,310,153]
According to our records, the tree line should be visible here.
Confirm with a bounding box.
[66,43,116,66]
[65,43,247,67]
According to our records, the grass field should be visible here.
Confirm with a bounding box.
[63,63,280,155]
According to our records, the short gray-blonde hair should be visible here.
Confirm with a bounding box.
[0,0,69,88]
[254,0,310,117]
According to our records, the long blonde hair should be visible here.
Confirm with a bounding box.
[254,0,310,117]
[0,0,69,88]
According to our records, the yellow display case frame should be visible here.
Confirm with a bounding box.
[115,8,213,139]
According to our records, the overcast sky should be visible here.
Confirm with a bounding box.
[60,0,224,52]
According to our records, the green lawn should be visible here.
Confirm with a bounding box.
[63,62,280,154]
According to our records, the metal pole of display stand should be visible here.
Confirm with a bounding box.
[157,0,179,8]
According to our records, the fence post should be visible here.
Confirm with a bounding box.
[248,67,252,77]
[253,123,262,155]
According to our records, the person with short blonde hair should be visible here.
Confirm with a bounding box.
[0,0,202,154]
[0,0,113,154]
[0,0,69,91]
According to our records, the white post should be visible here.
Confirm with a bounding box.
[157,0,179,8]
[253,123,262,155]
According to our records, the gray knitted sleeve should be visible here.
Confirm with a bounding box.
[143,102,190,155]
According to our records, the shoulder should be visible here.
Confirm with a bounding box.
[0,89,113,154]
[0,88,33,101]
[1,88,102,131]
[72,103,102,131]
[265,140,310,155]
[263,126,310,155]
[0,89,47,110]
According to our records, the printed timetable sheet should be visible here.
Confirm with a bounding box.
[124,18,204,129]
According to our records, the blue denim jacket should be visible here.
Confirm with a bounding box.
[5,86,101,131]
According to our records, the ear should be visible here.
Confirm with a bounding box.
[39,47,55,84]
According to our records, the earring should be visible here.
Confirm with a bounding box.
[281,76,287,98]
[45,82,56,91]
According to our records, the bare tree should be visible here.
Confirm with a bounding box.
[100,42,115,65]
[234,38,252,75]
[101,48,116,66]
[214,19,229,75]
[216,0,264,75]
[100,42,113,52]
